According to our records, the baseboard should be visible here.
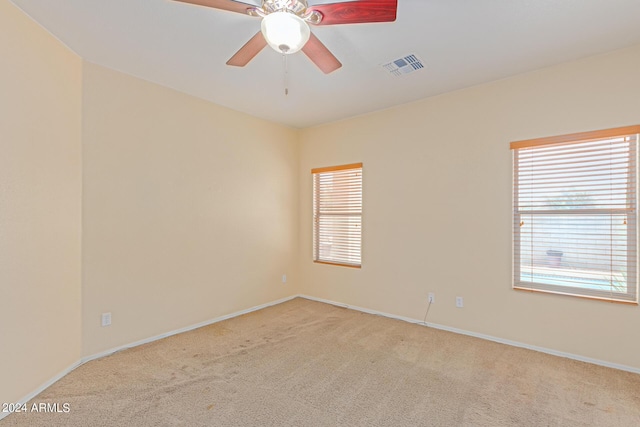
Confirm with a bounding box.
[0,360,82,421]
[82,295,298,364]
[298,294,640,375]
[1,294,298,421]
[4,291,636,422]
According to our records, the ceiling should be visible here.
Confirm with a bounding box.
[11,0,640,128]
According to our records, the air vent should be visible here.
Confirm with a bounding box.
[382,54,425,77]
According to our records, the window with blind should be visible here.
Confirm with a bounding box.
[312,163,362,268]
[511,126,639,303]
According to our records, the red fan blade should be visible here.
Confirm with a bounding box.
[172,0,254,15]
[302,33,342,74]
[309,0,397,25]
[226,32,267,67]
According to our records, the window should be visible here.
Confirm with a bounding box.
[511,126,639,303]
[312,163,362,268]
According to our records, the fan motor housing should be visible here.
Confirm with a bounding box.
[263,0,308,14]
[252,0,322,24]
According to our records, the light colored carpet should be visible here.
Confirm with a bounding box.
[3,298,639,426]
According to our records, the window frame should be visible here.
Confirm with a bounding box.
[312,163,363,268]
[511,125,640,304]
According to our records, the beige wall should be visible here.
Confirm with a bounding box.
[81,63,299,356]
[0,1,299,398]
[0,0,82,404]
[299,45,640,369]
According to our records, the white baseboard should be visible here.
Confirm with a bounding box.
[298,294,640,375]
[0,360,82,421]
[0,294,297,421]
[4,291,637,422]
[81,295,298,364]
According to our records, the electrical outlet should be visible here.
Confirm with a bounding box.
[455,297,464,308]
[428,293,435,303]
[282,274,287,284]
[101,312,112,327]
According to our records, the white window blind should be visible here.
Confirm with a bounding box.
[512,126,639,303]
[312,163,362,268]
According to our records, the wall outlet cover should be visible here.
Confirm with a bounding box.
[101,312,112,327]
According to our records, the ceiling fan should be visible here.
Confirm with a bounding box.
[172,0,398,74]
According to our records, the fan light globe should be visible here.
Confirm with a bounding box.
[261,11,310,54]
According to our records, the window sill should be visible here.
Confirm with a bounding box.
[314,260,361,269]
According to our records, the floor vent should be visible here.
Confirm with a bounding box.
[382,54,425,77]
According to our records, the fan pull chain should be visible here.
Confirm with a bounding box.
[282,54,289,96]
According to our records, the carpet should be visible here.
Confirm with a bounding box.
[3,298,639,426]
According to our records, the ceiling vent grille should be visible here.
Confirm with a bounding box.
[382,54,425,77]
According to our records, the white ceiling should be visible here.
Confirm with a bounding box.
[11,0,640,128]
